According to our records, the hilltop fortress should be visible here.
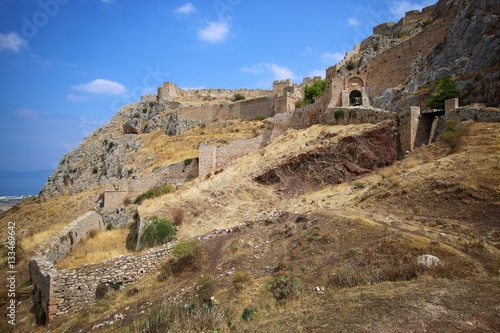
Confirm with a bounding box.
[31,0,500,323]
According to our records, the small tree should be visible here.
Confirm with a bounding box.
[141,216,176,248]
[427,76,460,109]
[302,79,328,106]
[233,93,246,101]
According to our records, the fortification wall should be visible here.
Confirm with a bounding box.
[446,107,500,122]
[29,211,104,321]
[158,82,272,102]
[199,145,217,176]
[215,135,263,170]
[52,244,173,315]
[199,135,264,175]
[43,211,104,263]
[103,159,199,213]
[322,107,395,126]
[362,15,452,101]
[236,97,274,120]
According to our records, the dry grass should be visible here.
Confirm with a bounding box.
[55,228,129,269]
[8,121,500,333]
[132,119,268,176]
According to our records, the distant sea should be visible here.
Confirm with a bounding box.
[0,169,53,196]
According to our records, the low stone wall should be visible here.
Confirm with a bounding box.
[446,107,500,122]
[43,211,104,263]
[52,244,173,315]
[29,211,104,321]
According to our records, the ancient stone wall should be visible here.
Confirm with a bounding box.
[43,211,104,263]
[29,211,105,321]
[103,159,199,213]
[446,107,500,122]
[199,135,265,175]
[52,244,173,315]
[361,15,452,102]
[198,145,217,176]
[158,82,272,102]
[399,106,421,153]
[237,96,274,120]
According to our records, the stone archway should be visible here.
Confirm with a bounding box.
[349,90,362,106]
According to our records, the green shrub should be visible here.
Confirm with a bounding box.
[233,93,246,101]
[141,216,176,248]
[241,307,258,321]
[353,181,365,190]
[170,239,204,273]
[427,76,460,109]
[267,273,302,301]
[134,184,174,205]
[255,115,267,121]
[334,109,344,121]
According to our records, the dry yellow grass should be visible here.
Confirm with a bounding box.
[55,228,129,269]
[131,119,269,176]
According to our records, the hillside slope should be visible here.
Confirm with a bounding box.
[7,121,497,333]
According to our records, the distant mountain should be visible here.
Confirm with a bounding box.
[0,169,53,196]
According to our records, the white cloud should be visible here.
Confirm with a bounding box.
[198,21,230,43]
[308,70,325,78]
[175,3,196,14]
[72,79,127,95]
[321,52,344,63]
[241,63,296,80]
[66,93,89,102]
[0,32,29,53]
[387,0,435,19]
[304,46,313,55]
[347,18,360,26]
[270,64,296,80]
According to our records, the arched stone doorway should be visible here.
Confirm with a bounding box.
[349,90,362,106]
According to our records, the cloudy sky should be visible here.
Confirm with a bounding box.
[0,0,435,172]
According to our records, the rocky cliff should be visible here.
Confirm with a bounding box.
[373,0,499,110]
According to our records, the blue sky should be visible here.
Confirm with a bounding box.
[0,0,435,172]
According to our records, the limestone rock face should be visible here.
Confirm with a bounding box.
[39,95,207,197]
[373,0,500,111]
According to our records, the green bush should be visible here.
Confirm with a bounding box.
[241,307,258,321]
[134,184,174,205]
[233,93,246,101]
[267,273,302,301]
[141,216,176,248]
[427,76,460,109]
[334,109,344,121]
[170,239,204,273]
[255,115,267,121]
